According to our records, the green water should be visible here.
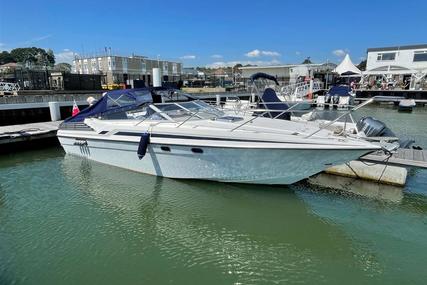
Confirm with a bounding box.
[1,105,427,285]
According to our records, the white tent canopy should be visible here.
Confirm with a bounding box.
[333,54,362,76]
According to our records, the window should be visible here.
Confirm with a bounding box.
[98,58,103,70]
[377,52,396,61]
[191,148,203,154]
[414,50,427,62]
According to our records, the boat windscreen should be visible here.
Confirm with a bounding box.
[65,88,152,123]
[128,101,224,121]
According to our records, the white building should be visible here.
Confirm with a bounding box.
[365,44,427,89]
[239,63,335,85]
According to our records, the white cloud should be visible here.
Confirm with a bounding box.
[55,49,77,63]
[295,51,301,56]
[180,55,196,60]
[245,49,261,57]
[206,59,281,68]
[332,49,346,57]
[24,34,53,45]
[261,50,281,57]
[33,34,52,42]
[245,49,281,57]
[211,54,223,59]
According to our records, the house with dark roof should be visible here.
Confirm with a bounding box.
[366,44,427,75]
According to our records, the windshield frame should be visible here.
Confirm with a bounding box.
[129,100,225,124]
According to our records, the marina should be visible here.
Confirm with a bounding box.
[2,1,427,284]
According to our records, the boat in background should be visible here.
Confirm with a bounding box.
[58,88,380,185]
[317,84,355,109]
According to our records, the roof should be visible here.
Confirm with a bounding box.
[0,62,19,68]
[367,44,427,52]
[333,54,361,75]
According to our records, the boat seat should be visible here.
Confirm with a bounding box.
[258,88,290,120]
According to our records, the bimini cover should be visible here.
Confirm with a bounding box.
[250,72,279,85]
[65,88,152,123]
[259,88,290,120]
[327,85,351,97]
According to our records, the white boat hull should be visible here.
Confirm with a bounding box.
[59,136,372,185]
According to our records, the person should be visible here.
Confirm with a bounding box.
[87,96,97,106]
[350,80,356,91]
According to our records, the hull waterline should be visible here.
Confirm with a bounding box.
[58,136,374,185]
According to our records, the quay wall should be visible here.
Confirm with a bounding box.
[0,91,103,126]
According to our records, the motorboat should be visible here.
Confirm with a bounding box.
[58,88,380,185]
[223,73,313,113]
[321,85,355,109]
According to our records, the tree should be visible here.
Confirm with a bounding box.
[0,51,15,65]
[46,49,55,67]
[302,57,312,64]
[357,59,367,71]
[10,47,55,67]
[233,63,242,74]
[54,62,72,72]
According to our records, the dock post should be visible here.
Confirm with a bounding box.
[216,94,221,106]
[48,102,61,121]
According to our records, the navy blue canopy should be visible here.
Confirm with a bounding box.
[258,88,290,120]
[65,88,152,123]
[327,85,351,97]
[250,72,279,85]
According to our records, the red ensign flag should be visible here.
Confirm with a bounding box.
[72,100,80,116]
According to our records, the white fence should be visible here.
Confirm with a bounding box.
[0,82,20,92]
[280,81,323,99]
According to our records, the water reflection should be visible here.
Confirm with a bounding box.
[55,155,401,284]
[0,106,426,285]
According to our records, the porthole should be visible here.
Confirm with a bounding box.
[160,146,171,152]
[191,148,203,154]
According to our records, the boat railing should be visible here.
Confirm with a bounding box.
[304,98,375,138]
[230,101,307,132]
[135,101,224,126]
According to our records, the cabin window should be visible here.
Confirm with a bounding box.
[191,148,203,154]
[377,52,396,61]
[413,51,427,62]
[160,146,171,152]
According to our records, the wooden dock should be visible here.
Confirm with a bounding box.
[0,121,61,146]
[360,148,427,169]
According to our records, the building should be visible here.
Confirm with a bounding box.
[239,63,336,85]
[0,62,50,90]
[366,44,427,72]
[365,44,427,89]
[49,72,102,90]
[72,54,182,87]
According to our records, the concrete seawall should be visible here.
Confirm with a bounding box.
[0,91,104,126]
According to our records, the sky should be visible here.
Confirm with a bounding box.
[1,0,426,67]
